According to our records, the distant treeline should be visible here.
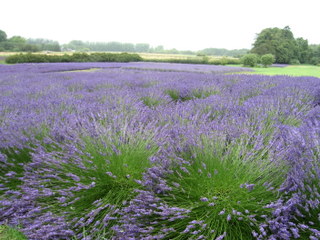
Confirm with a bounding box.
[62,40,248,57]
[0,30,61,52]
[0,29,248,57]
[5,52,142,64]
[197,48,248,58]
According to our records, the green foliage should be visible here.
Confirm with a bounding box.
[0,29,7,42]
[134,43,150,52]
[27,38,61,51]
[289,59,300,65]
[197,48,249,57]
[241,54,259,67]
[261,54,275,67]
[63,41,150,53]
[34,132,159,238]
[0,225,27,240]
[0,35,59,52]
[0,148,33,194]
[309,44,320,65]
[192,88,220,99]
[8,36,26,44]
[165,89,190,102]
[140,96,162,107]
[154,132,286,239]
[310,57,320,66]
[296,38,311,64]
[251,26,299,64]
[211,57,240,65]
[5,52,142,64]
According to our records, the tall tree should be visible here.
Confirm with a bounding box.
[296,38,311,63]
[0,29,7,42]
[8,36,26,44]
[251,26,299,63]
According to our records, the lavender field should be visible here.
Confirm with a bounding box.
[0,62,320,240]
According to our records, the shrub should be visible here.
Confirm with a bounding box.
[310,57,320,66]
[124,133,287,239]
[5,52,142,64]
[261,54,275,67]
[241,54,259,67]
[289,58,300,65]
[20,132,159,239]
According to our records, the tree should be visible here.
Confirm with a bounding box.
[8,36,26,44]
[296,38,311,64]
[135,43,150,53]
[241,54,259,67]
[0,29,7,42]
[261,54,275,67]
[122,43,135,52]
[27,38,61,52]
[251,26,299,64]
[309,44,320,65]
[154,45,164,52]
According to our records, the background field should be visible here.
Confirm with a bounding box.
[240,65,320,78]
[3,52,319,78]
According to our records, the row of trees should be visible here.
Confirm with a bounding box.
[63,40,249,56]
[251,26,320,65]
[197,48,248,58]
[63,40,161,53]
[0,30,60,52]
[0,29,247,57]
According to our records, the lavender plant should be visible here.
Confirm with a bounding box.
[1,62,320,239]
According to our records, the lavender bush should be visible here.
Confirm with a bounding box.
[0,62,319,239]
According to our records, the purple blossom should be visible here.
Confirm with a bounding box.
[0,62,319,239]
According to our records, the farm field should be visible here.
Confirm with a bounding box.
[0,62,320,240]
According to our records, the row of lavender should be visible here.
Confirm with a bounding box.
[0,62,319,240]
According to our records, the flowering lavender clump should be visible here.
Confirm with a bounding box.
[122,129,288,239]
[1,62,320,239]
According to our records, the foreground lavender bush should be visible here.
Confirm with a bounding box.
[0,62,319,239]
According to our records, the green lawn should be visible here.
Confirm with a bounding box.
[242,65,320,78]
[0,225,26,240]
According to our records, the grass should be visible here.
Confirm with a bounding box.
[0,225,27,240]
[0,56,6,64]
[31,132,160,239]
[143,132,287,239]
[240,65,320,78]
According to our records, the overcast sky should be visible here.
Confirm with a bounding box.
[1,0,319,51]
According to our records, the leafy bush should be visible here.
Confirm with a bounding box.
[241,54,259,67]
[125,133,287,239]
[289,58,300,65]
[310,57,320,66]
[261,54,275,67]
